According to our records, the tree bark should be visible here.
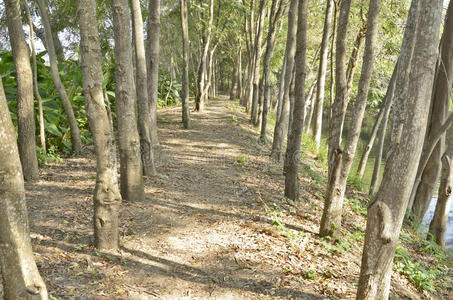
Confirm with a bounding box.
[147,0,161,146]
[275,52,287,121]
[260,0,285,141]
[36,0,82,154]
[131,0,156,176]
[270,0,298,161]
[25,3,46,154]
[410,0,453,221]
[283,0,308,201]
[180,0,190,128]
[356,1,442,298]
[77,0,122,249]
[112,0,144,202]
[5,0,39,181]
[0,75,48,300]
[320,0,381,237]
[303,79,317,133]
[311,0,333,151]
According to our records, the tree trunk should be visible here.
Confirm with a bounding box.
[237,46,243,99]
[311,0,333,151]
[77,0,122,250]
[25,3,46,154]
[0,75,48,300]
[36,0,82,154]
[303,79,317,133]
[147,0,161,146]
[230,60,238,100]
[283,0,308,201]
[260,0,285,141]
[270,0,298,161]
[275,52,287,121]
[112,0,145,202]
[356,1,442,298]
[320,0,381,237]
[180,0,190,128]
[410,0,453,221]
[131,0,156,176]
[195,0,214,112]
[250,0,266,125]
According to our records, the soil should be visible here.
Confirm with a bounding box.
[6,97,453,299]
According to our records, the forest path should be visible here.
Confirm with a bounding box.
[22,96,426,299]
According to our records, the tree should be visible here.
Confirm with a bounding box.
[311,0,333,151]
[5,0,39,181]
[0,76,48,300]
[283,0,308,201]
[270,0,298,161]
[356,0,443,298]
[180,0,190,128]
[131,0,156,176]
[35,0,82,154]
[77,0,122,250]
[147,0,161,146]
[112,0,144,202]
[320,0,381,237]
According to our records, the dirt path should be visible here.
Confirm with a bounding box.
[15,96,443,299]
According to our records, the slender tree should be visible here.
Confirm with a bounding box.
[311,0,333,151]
[284,0,308,201]
[77,0,122,249]
[112,0,145,202]
[181,0,190,128]
[5,0,39,181]
[0,76,48,300]
[131,0,156,176]
[356,1,443,298]
[147,0,161,146]
[320,0,381,237]
[36,0,82,153]
[270,0,298,161]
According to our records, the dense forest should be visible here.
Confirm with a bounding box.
[0,0,453,299]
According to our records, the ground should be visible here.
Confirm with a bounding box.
[5,97,452,299]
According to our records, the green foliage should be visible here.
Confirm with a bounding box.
[345,197,367,216]
[158,70,181,108]
[347,173,367,192]
[236,155,247,164]
[302,269,317,280]
[37,146,62,166]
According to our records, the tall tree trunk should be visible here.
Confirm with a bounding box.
[311,0,333,151]
[36,0,82,154]
[250,0,266,125]
[112,0,144,202]
[369,68,396,195]
[410,1,453,220]
[356,1,442,298]
[260,0,285,141]
[270,0,298,161]
[131,0,156,176]
[230,59,238,100]
[5,0,39,181]
[303,79,317,133]
[320,0,381,237]
[25,3,46,154]
[147,0,161,146]
[180,0,190,128]
[275,52,287,121]
[0,76,48,300]
[283,0,308,201]
[236,46,243,99]
[77,0,122,250]
[195,0,214,112]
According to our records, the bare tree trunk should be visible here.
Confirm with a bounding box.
[36,0,82,154]
[311,0,333,151]
[181,0,190,128]
[260,0,285,141]
[147,0,161,146]
[356,1,442,298]
[112,0,144,202]
[303,79,317,133]
[195,0,214,112]
[237,46,243,99]
[131,0,156,176]
[270,0,298,161]
[320,0,381,237]
[275,52,287,121]
[0,75,48,300]
[410,1,453,221]
[5,0,39,181]
[230,60,238,100]
[77,0,122,249]
[25,3,46,154]
[283,0,308,201]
